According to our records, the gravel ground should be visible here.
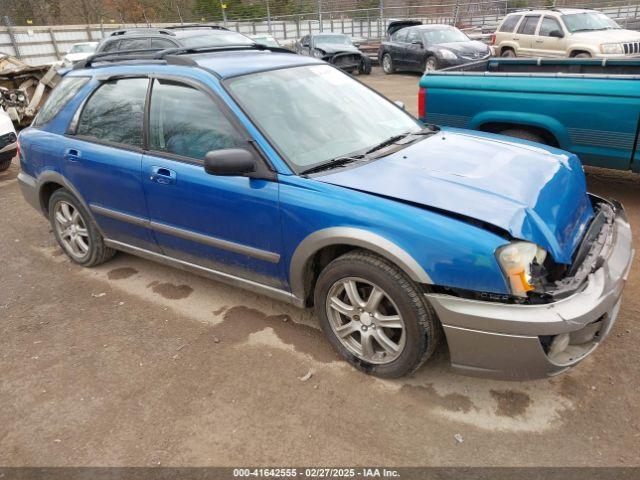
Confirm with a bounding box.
[0,67,639,467]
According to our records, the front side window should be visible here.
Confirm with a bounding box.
[100,40,120,53]
[148,79,244,161]
[563,12,620,32]
[423,27,469,44]
[178,32,254,48]
[76,78,148,148]
[539,17,563,36]
[33,76,89,126]
[227,65,421,171]
[119,38,150,51]
[518,15,541,35]
[499,15,521,33]
[151,38,177,49]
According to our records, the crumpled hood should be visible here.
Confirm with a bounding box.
[317,129,594,264]
[314,43,361,55]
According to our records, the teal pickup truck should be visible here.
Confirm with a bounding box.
[418,58,640,172]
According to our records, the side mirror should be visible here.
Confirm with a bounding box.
[549,29,564,38]
[204,149,256,176]
[394,100,405,110]
[354,42,361,47]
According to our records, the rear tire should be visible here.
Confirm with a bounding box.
[49,189,116,267]
[500,48,516,58]
[573,52,591,58]
[499,128,547,145]
[359,56,372,75]
[314,250,441,378]
[0,157,11,172]
[381,53,395,74]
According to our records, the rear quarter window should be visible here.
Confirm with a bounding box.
[499,15,521,32]
[33,76,89,127]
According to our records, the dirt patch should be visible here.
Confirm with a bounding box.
[401,384,474,413]
[490,389,532,417]
[212,306,228,316]
[148,280,193,300]
[214,306,338,363]
[107,267,138,280]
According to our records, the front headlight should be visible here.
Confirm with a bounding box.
[439,49,457,60]
[496,241,548,297]
[312,48,325,58]
[601,43,623,54]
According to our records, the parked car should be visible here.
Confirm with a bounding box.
[418,57,640,172]
[17,46,632,379]
[0,106,17,171]
[493,8,640,58]
[62,42,99,66]
[250,34,281,48]
[379,21,491,73]
[295,33,372,74]
[95,25,255,55]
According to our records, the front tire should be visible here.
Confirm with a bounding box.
[49,189,116,267]
[381,53,395,74]
[314,250,441,378]
[0,157,11,172]
[425,56,439,72]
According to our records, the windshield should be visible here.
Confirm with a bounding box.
[253,36,279,47]
[563,12,620,32]
[314,35,353,45]
[69,43,96,53]
[180,32,254,48]
[423,27,469,44]
[227,65,421,171]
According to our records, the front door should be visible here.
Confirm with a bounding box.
[532,16,566,57]
[141,78,284,287]
[65,77,158,252]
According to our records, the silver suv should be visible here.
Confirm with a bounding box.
[493,8,640,58]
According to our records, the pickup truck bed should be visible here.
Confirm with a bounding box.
[419,58,640,172]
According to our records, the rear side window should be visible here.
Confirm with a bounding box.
[539,17,562,36]
[148,79,244,161]
[518,15,541,35]
[406,29,421,44]
[100,40,120,53]
[33,76,89,126]
[499,15,521,32]
[393,28,408,42]
[76,78,148,148]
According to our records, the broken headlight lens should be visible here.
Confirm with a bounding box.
[496,241,548,297]
[312,48,325,58]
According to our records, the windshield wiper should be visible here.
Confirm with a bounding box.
[365,127,438,155]
[299,155,365,175]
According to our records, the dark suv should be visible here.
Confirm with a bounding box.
[95,25,255,54]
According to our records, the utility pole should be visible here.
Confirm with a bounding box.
[379,0,384,39]
[318,0,323,33]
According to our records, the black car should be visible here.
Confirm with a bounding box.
[295,33,372,74]
[378,21,491,73]
[95,25,256,54]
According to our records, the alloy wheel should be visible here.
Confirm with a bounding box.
[54,200,90,260]
[325,277,406,365]
[382,55,392,73]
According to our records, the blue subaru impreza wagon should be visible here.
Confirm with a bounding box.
[17,44,633,379]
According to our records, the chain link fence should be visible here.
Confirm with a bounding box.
[2,0,639,65]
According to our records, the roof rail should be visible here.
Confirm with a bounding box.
[109,28,175,37]
[73,43,296,70]
[165,24,229,31]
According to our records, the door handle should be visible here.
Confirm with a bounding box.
[64,148,81,162]
[150,166,176,185]
[535,40,544,43]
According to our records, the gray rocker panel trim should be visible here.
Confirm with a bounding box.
[289,227,432,300]
[90,204,281,264]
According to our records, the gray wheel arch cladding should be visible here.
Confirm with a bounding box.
[289,227,432,300]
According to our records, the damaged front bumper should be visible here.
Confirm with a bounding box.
[426,199,634,380]
[325,52,364,71]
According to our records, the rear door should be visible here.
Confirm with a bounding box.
[141,77,284,286]
[514,15,541,56]
[532,16,566,57]
[389,28,409,68]
[65,77,158,251]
